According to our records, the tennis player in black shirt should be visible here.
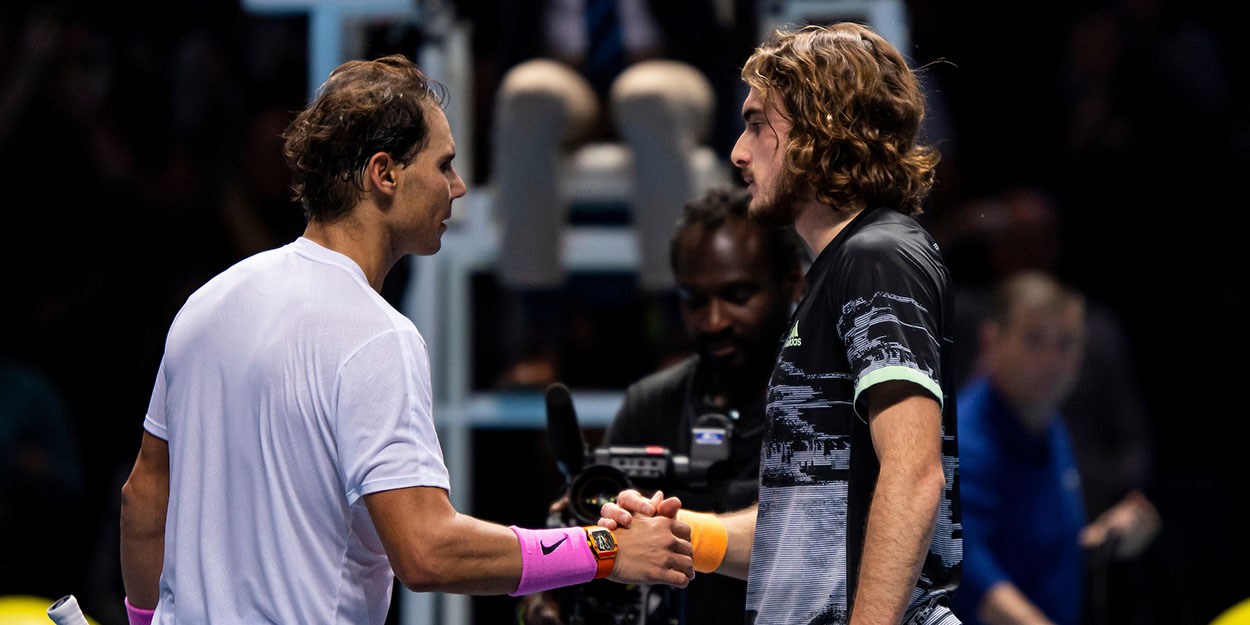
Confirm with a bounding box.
[602,23,963,625]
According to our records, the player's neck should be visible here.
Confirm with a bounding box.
[302,212,396,293]
[794,199,864,256]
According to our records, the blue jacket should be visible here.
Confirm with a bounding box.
[952,377,1086,625]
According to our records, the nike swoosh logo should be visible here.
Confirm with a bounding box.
[540,536,568,555]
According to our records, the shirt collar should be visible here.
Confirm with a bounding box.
[289,237,370,286]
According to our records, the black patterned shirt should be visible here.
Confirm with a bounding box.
[745,207,962,625]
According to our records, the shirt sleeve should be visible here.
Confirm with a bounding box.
[835,235,945,419]
[335,328,450,504]
[143,357,169,440]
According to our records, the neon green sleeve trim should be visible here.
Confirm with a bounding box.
[853,366,944,420]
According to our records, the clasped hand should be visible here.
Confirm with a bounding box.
[604,489,694,587]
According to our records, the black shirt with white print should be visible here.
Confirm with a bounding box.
[745,207,962,625]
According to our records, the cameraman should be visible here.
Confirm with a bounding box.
[548,187,804,624]
[606,186,803,511]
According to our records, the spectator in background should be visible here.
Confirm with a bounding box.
[953,272,1160,625]
[937,186,1161,624]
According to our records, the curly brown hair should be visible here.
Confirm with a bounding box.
[282,54,446,223]
[742,23,938,215]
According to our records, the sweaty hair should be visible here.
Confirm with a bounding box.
[670,187,805,282]
[742,23,938,215]
[282,54,446,223]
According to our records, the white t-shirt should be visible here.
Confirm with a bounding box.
[144,237,450,624]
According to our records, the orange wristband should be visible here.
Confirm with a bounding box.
[676,509,728,573]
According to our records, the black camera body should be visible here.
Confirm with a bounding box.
[562,412,736,526]
[543,383,734,625]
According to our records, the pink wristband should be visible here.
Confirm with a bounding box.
[124,597,155,625]
[508,526,597,596]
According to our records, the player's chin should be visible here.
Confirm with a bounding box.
[413,238,442,256]
[748,200,792,228]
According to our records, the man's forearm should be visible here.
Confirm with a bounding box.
[120,526,164,609]
[120,433,170,609]
[369,486,693,595]
[714,504,757,580]
[852,383,946,625]
[850,462,944,625]
[120,484,167,607]
[366,488,524,594]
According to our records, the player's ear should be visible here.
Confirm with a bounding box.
[365,151,398,196]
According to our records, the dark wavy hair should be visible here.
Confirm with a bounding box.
[282,54,446,223]
[670,187,805,282]
[742,23,938,215]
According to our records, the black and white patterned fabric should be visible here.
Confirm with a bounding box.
[746,207,963,625]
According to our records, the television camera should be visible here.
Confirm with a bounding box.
[541,383,734,625]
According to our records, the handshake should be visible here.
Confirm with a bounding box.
[519,489,711,625]
[595,489,696,588]
[543,384,730,590]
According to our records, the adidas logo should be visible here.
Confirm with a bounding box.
[784,322,802,348]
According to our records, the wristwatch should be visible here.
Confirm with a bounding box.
[582,526,618,579]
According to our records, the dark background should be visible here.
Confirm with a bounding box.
[1,1,1246,623]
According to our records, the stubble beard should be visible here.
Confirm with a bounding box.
[748,168,803,227]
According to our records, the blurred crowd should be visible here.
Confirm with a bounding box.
[1,0,1246,624]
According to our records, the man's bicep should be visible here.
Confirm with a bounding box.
[864,381,942,462]
[364,486,456,586]
[134,430,170,482]
[365,486,454,544]
[121,431,169,519]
